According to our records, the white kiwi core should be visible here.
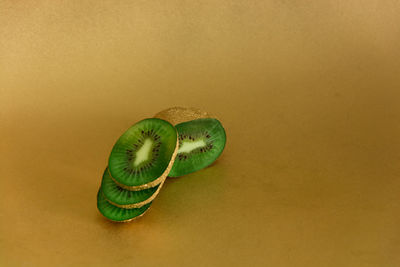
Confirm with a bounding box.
[134,139,153,166]
[178,139,206,154]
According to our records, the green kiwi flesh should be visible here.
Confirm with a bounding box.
[97,188,151,222]
[169,118,226,177]
[101,167,160,208]
[108,118,177,187]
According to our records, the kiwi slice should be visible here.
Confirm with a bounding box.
[108,118,178,190]
[168,118,226,177]
[101,167,164,208]
[97,188,152,222]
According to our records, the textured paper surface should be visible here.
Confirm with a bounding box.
[1,1,400,266]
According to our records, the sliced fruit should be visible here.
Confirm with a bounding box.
[108,118,178,190]
[101,167,164,208]
[97,188,151,222]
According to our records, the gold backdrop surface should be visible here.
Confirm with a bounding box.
[1,1,400,266]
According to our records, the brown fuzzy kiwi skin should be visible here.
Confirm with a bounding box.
[108,131,179,191]
[154,107,213,125]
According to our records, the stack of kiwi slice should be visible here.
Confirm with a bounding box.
[97,107,226,222]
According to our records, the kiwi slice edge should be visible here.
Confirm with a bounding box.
[104,177,166,209]
[97,188,152,223]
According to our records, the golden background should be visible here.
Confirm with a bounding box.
[1,1,400,266]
